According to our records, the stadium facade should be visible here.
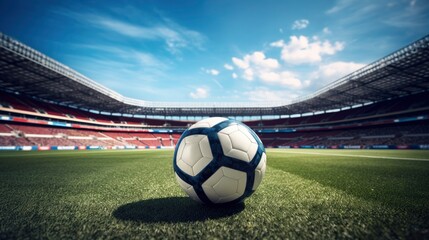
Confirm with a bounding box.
[0,32,428,150]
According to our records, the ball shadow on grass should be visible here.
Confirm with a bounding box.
[113,197,245,223]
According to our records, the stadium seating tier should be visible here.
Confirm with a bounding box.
[1,90,428,148]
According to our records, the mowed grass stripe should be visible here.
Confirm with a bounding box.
[268,149,429,212]
[276,149,429,161]
[254,166,425,239]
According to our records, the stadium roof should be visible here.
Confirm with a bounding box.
[0,32,428,117]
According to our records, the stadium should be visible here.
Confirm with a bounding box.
[1,1,429,239]
[1,32,428,150]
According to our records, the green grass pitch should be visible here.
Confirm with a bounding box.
[0,149,428,239]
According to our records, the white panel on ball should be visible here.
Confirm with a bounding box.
[218,124,258,162]
[189,117,228,129]
[253,152,267,190]
[175,173,202,203]
[176,134,213,176]
[202,166,247,204]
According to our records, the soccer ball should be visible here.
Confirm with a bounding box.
[173,117,266,205]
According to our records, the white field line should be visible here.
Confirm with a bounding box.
[279,150,429,162]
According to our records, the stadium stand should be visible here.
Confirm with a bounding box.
[0,120,179,148]
[1,104,428,149]
[0,91,191,127]
[0,81,428,149]
[246,92,429,128]
[1,87,429,149]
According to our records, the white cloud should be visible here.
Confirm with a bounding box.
[231,51,303,88]
[249,52,280,69]
[326,0,355,14]
[227,34,354,93]
[232,51,279,70]
[383,0,428,28]
[270,35,344,64]
[232,50,302,88]
[232,57,249,69]
[224,64,234,70]
[309,61,366,88]
[292,19,310,30]
[78,44,167,69]
[133,51,166,68]
[270,40,285,48]
[243,68,254,81]
[244,87,299,102]
[189,87,208,99]
[259,71,302,88]
[232,73,238,79]
[205,68,219,76]
[318,61,365,79]
[323,27,331,34]
[211,69,220,75]
[258,71,279,82]
[63,11,205,55]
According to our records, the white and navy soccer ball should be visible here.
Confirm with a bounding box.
[173,117,266,205]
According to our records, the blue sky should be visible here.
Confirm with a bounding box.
[0,0,428,103]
